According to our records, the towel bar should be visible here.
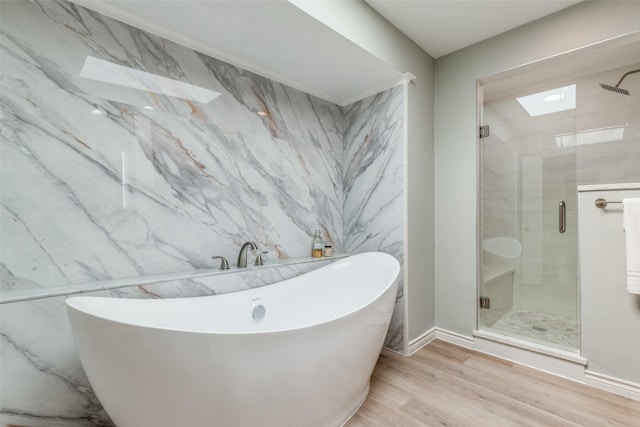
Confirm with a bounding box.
[594,198,622,209]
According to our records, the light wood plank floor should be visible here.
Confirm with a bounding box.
[346,340,640,426]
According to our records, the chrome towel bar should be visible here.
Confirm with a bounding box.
[595,198,622,209]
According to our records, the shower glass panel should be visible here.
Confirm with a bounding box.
[479,84,578,351]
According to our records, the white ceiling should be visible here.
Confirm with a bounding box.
[366,0,583,59]
[70,0,584,105]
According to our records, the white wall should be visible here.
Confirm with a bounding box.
[434,1,640,337]
[292,0,436,349]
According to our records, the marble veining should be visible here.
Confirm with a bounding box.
[1,0,343,293]
[343,86,404,351]
[0,0,406,424]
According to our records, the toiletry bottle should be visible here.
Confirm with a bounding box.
[323,244,333,257]
[312,229,324,258]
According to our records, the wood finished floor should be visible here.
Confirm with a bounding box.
[346,340,640,426]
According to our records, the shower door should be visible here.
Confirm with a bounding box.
[479,84,579,351]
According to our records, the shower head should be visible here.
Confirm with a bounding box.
[599,83,630,96]
[599,68,640,96]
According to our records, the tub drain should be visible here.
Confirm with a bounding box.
[252,304,266,320]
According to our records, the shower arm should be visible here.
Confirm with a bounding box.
[614,69,640,87]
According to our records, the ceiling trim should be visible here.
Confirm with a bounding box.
[341,72,416,106]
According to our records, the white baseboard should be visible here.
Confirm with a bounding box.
[435,328,475,349]
[585,370,640,401]
[406,327,474,355]
[407,327,437,355]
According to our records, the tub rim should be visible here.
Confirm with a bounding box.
[65,251,400,335]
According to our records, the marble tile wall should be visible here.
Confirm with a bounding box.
[1,0,344,294]
[343,86,405,351]
[0,0,406,424]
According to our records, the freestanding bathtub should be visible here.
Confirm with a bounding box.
[66,252,400,427]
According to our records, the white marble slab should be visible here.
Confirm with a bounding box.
[1,0,343,294]
[0,1,406,424]
[343,86,405,351]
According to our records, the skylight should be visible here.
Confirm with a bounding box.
[516,84,576,117]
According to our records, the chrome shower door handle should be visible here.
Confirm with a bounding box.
[559,200,566,233]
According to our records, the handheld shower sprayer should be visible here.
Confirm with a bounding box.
[599,68,640,96]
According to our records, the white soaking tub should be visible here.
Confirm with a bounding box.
[65,252,400,427]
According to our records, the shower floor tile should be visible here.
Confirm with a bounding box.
[486,308,579,350]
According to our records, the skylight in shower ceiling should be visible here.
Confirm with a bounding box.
[517,84,576,117]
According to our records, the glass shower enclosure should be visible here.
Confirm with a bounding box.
[478,83,579,351]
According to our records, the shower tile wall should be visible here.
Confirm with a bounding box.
[343,86,405,351]
[517,150,577,319]
[481,132,519,247]
[0,0,406,424]
[576,64,640,185]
